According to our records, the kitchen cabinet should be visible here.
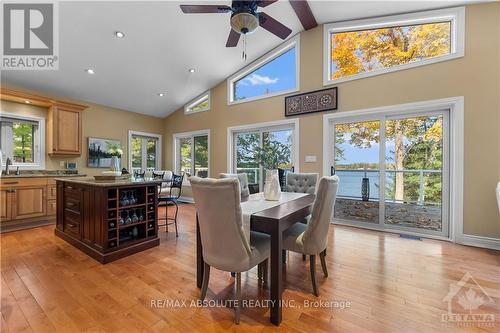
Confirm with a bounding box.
[0,177,61,232]
[47,103,85,156]
[0,88,87,157]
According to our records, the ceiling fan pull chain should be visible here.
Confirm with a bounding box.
[242,34,247,61]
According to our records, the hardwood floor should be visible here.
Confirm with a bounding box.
[1,203,499,332]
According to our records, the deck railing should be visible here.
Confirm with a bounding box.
[335,169,442,205]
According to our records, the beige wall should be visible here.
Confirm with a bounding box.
[1,94,164,176]
[163,3,500,238]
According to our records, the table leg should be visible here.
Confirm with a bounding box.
[196,214,204,288]
[270,228,283,325]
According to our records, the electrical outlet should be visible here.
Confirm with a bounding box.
[305,155,317,163]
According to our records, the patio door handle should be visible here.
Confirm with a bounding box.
[331,166,336,175]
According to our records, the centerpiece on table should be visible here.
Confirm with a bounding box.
[254,142,291,201]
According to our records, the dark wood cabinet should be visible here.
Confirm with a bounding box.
[55,179,160,263]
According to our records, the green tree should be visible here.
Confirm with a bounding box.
[13,123,33,163]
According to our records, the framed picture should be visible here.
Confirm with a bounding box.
[87,137,122,168]
[285,87,338,117]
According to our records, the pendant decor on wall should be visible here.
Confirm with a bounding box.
[285,87,338,117]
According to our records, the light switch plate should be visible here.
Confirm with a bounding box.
[305,155,317,163]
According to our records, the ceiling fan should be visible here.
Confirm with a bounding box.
[180,0,317,48]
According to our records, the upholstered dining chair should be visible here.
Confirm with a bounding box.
[283,172,319,261]
[285,172,319,194]
[190,177,270,324]
[282,175,339,296]
[219,173,250,199]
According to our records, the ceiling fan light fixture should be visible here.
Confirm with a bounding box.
[230,11,259,35]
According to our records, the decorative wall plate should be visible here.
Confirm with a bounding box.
[285,87,337,117]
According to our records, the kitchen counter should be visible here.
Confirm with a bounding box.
[55,177,162,187]
[1,173,86,178]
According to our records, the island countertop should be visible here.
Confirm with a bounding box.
[55,177,163,187]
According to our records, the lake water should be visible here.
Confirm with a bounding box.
[336,170,380,199]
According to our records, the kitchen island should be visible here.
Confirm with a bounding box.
[55,177,162,263]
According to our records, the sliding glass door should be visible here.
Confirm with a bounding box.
[234,126,294,192]
[175,133,209,178]
[331,110,449,237]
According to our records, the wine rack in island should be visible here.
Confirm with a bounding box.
[55,179,161,264]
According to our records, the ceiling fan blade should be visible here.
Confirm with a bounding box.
[258,0,278,7]
[180,5,232,14]
[226,29,240,47]
[289,0,317,30]
[258,12,292,40]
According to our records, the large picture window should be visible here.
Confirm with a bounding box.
[324,7,465,85]
[228,36,299,104]
[0,114,45,169]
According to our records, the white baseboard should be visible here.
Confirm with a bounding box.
[457,234,500,251]
[178,196,194,204]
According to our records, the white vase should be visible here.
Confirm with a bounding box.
[263,169,281,201]
[110,156,120,172]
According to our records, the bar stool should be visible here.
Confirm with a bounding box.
[158,172,184,237]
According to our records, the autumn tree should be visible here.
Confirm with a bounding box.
[331,22,448,203]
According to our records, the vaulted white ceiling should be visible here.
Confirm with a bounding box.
[1,1,484,118]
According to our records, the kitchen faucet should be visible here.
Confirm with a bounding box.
[5,157,12,175]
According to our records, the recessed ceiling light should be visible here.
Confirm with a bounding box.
[157,93,166,97]
[85,68,95,74]
[25,100,32,104]
[114,31,125,38]
[188,68,196,73]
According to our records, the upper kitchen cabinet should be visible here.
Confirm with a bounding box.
[0,88,87,156]
[47,102,85,155]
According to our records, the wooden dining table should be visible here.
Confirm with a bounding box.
[195,193,316,326]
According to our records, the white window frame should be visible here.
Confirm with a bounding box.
[127,130,162,171]
[173,129,211,182]
[227,35,300,105]
[227,119,300,188]
[184,90,211,115]
[0,112,45,170]
[323,7,465,86]
[322,96,464,243]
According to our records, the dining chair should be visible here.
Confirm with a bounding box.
[283,172,319,261]
[190,176,270,324]
[285,172,319,194]
[282,175,339,296]
[219,173,250,199]
[158,172,184,237]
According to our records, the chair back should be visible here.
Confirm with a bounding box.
[152,171,165,180]
[219,173,250,198]
[302,176,339,254]
[190,177,252,272]
[285,172,318,194]
[169,172,184,199]
[134,170,145,178]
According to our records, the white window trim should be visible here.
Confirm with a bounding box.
[0,112,45,170]
[227,34,300,105]
[322,96,464,244]
[172,129,211,182]
[323,6,465,86]
[127,130,162,171]
[227,118,300,175]
[184,90,211,115]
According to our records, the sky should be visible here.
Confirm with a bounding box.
[234,47,296,100]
